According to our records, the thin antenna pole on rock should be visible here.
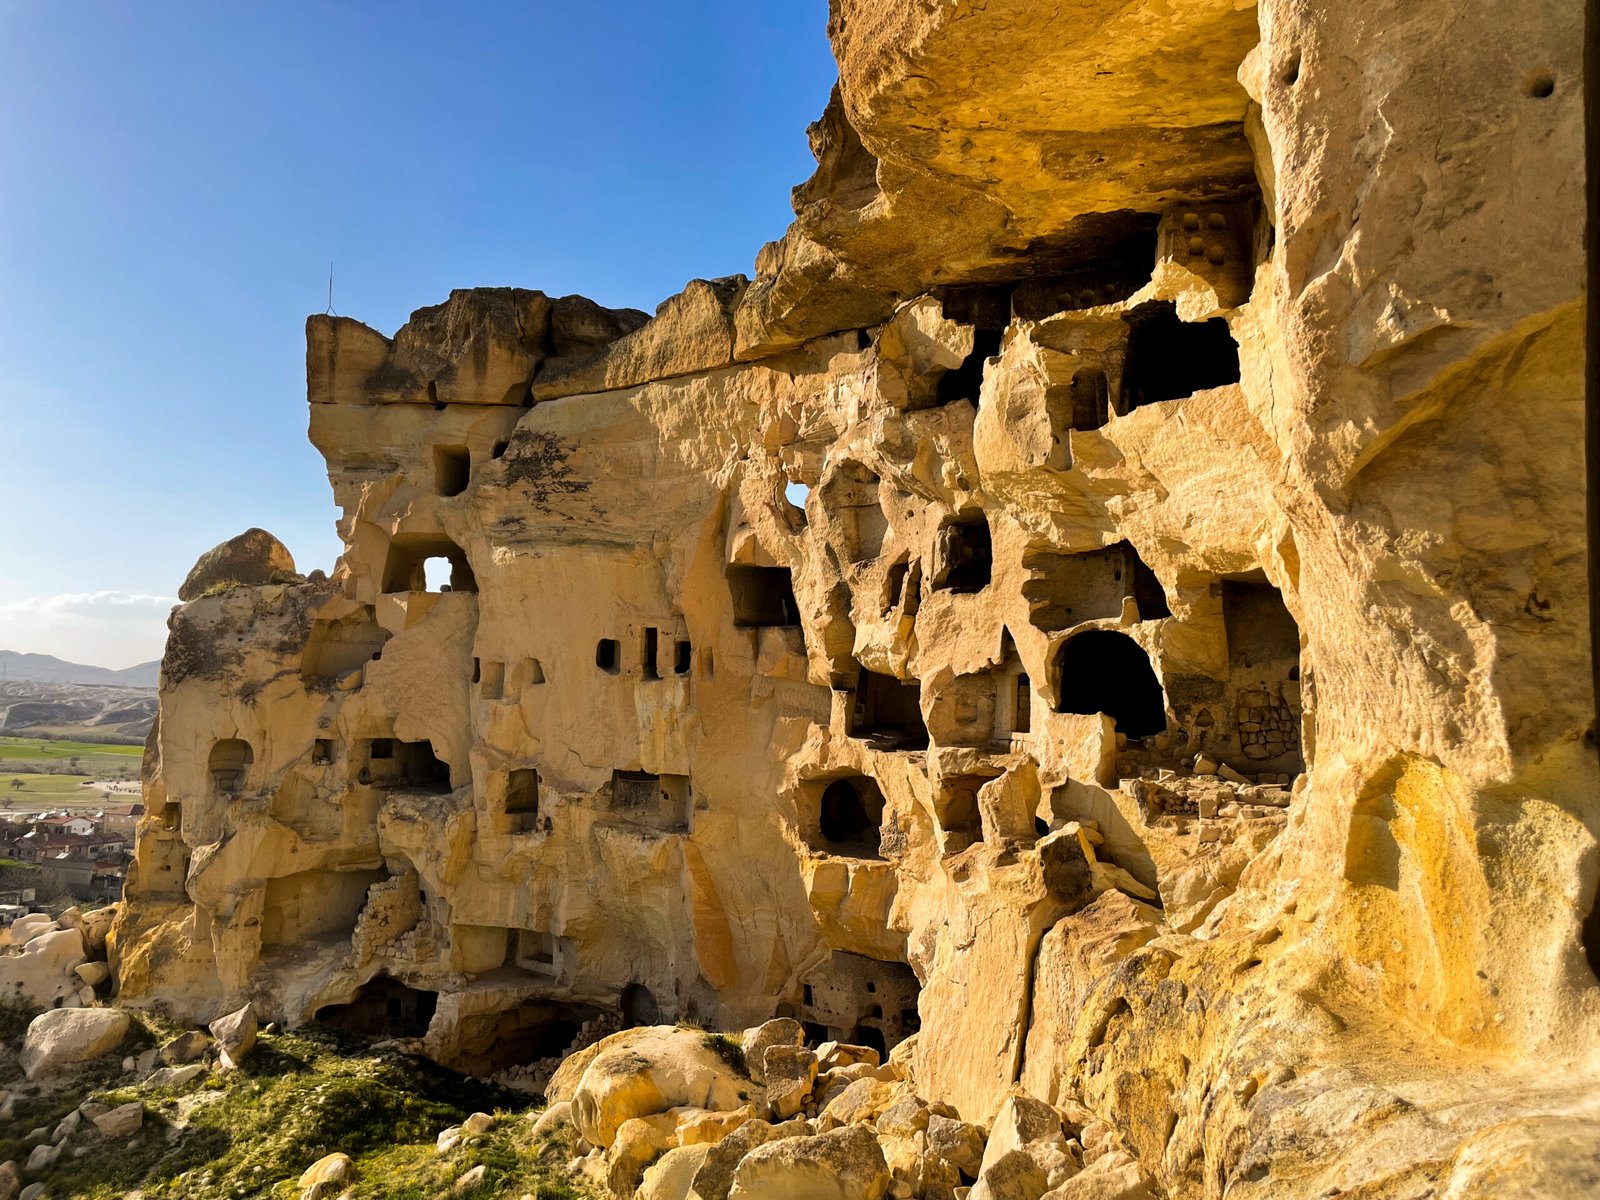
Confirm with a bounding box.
[325,262,337,316]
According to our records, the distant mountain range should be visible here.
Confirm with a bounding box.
[0,651,160,689]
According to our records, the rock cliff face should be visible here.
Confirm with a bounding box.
[111,1,1598,1195]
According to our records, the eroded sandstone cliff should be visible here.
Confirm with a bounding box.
[111,1,1596,1196]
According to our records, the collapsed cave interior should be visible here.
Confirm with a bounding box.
[1119,301,1241,412]
[798,951,921,1057]
[314,974,438,1039]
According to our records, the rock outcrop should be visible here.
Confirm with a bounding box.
[110,0,1597,1197]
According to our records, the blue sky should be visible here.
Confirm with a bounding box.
[0,2,835,668]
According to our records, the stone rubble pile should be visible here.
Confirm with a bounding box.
[0,906,117,1012]
[525,1022,1157,1200]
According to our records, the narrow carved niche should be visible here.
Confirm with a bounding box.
[932,512,993,593]
[1222,576,1305,773]
[1022,541,1169,631]
[433,445,470,497]
[505,768,540,834]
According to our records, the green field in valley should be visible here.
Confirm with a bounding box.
[0,737,143,761]
[1,771,99,798]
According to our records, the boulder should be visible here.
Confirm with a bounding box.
[927,1114,987,1178]
[23,1143,59,1173]
[0,1160,17,1200]
[18,1186,42,1200]
[454,1164,486,1192]
[531,1100,572,1137]
[606,1112,678,1197]
[689,1118,806,1200]
[20,1007,131,1080]
[638,1143,712,1200]
[763,1045,818,1119]
[297,1151,352,1200]
[208,1003,258,1068]
[1038,1153,1154,1200]
[740,1018,803,1084]
[91,1102,143,1137]
[0,927,87,1008]
[568,1026,749,1148]
[179,528,300,601]
[728,1124,891,1200]
[73,962,110,988]
[460,1111,495,1136]
[144,1063,207,1090]
[8,915,55,946]
[674,1105,755,1147]
[971,1095,1081,1200]
[820,1078,900,1127]
[158,1030,208,1065]
[817,1042,881,1072]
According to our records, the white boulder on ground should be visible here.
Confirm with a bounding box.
[20,1007,131,1080]
[0,927,87,1008]
[91,1102,144,1137]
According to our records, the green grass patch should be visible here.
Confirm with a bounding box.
[0,737,144,760]
[0,1023,595,1200]
[0,771,99,796]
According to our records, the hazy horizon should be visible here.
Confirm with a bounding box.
[0,2,835,666]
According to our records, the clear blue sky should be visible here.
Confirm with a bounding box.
[0,2,835,668]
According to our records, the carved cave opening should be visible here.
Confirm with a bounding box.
[610,770,690,832]
[620,983,662,1027]
[314,974,438,1039]
[1022,541,1169,631]
[433,445,471,497]
[358,738,452,792]
[300,608,387,683]
[1056,630,1168,739]
[932,512,993,593]
[1222,577,1304,772]
[727,565,801,628]
[505,768,541,834]
[208,738,253,795]
[849,670,928,749]
[810,774,887,859]
[934,327,1005,406]
[935,772,997,853]
[1120,301,1240,412]
[382,534,477,594]
[452,998,605,1076]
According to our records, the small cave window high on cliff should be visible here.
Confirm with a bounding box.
[477,659,505,700]
[849,670,929,749]
[642,627,661,680]
[674,640,692,675]
[382,534,477,594]
[208,738,253,795]
[932,512,993,593]
[935,773,996,854]
[811,774,887,859]
[504,768,540,834]
[610,770,691,832]
[1055,630,1168,739]
[1021,542,1169,631]
[595,638,620,674]
[314,975,438,1039]
[1119,302,1240,412]
[934,327,1005,407]
[727,565,801,628]
[433,445,471,497]
[360,738,452,792]
[300,608,387,684]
